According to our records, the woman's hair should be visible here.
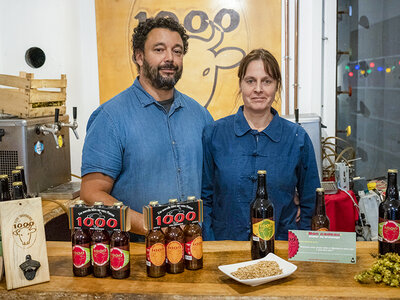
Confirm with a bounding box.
[132,17,189,70]
[238,49,282,94]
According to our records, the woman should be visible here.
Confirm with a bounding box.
[201,49,320,241]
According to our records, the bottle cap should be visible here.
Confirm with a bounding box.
[93,201,103,206]
[0,174,8,179]
[257,170,267,175]
[12,181,23,186]
[12,170,21,174]
[367,182,376,190]
[388,169,398,173]
[113,201,123,207]
[149,201,159,206]
[316,187,325,193]
[15,166,24,170]
[187,196,196,201]
[168,198,178,204]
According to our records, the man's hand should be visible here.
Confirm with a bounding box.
[81,172,147,235]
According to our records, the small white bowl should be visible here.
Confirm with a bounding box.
[218,253,297,286]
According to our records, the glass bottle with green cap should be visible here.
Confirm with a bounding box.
[250,170,275,259]
[165,198,185,274]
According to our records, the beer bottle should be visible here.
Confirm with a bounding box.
[251,170,275,260]
[165,198,185,274]
[72,200,91,276]
[15,166,28,196]
[378,169,400,255]
[311,188,330,231]
[0,174,11,201]
[183,196,203,270]
[91,201,110,277]
[146,201,166,277]
[12,181,24,200]
[110,201,130,279]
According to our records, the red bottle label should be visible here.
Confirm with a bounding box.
[91,243,110,266]
[185,236,203,260]
[110,247,130,270]
[166,241,184,264]
[73,245,90,268]
[378,218,400,243]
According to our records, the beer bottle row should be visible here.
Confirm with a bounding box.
[72,201,130,279]
[0,166,28,201]
[146,197,203,278]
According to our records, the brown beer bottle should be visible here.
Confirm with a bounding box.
[15,166,28,196]
[91,201,110,277]
[251,170,275,260]
[379,169,400,255]
[183,196,203,270]
[110,201,130,279]
[165,198,185,274]
[72,200,92,276]
[0,175,11,201]
[12,181,24,199]
[311,188,330,231]
[146,201,166,277]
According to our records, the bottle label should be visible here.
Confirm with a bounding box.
[91,243,110,266]
[146,243,165,266]
[378,219,400,243]
[73,245,90,268]
[166,241,184,264]
[252,219,275,241]
[185,236,203,260]
[110,247,130,270]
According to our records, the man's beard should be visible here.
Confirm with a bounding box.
[142,58,183,90]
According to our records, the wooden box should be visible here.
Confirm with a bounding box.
[0,72,66,118]
[0,197,50,290]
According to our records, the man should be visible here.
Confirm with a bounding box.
[81,17,213,236]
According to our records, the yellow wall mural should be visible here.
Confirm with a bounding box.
[95,0,281,120]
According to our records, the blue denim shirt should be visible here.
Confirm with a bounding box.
[81,78,213,213]
[201,106,320,241]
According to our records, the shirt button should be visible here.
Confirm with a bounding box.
[177,168,181,173]
[172,141,176,145]
[252,152,258,157]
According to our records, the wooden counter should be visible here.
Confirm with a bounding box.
[0,241,398,299]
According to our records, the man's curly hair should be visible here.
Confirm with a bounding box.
[132,17,189,70]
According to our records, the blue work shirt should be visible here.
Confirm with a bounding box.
[201,106,320,241]
[81,78,213,213]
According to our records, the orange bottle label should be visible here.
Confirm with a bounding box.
[146,243,165,266]
[166,241,184,264]
[185,236,203,259]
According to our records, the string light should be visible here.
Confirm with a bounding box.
[386,68,391,73]
[348,72,354,77]
[355,65,360,70]
[360,70,366,75]
[370,62,375,68]
[377,67,383,71]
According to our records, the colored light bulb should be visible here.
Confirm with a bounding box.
[348,72,354,77]
[367,69,372,74]
[370,62,375,68]
[345,65,350,70]
[386,68,391,73]
[360,70,366,75]
[355,65,360,70]
[377,67,383,71]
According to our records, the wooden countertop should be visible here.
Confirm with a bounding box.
[0,241,398,299]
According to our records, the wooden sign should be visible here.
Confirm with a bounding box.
[0,197,50,290]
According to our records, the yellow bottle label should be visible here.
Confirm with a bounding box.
[252,219,275,241]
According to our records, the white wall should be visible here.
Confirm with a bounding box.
[0,0,336,177]
[0,0,99,178]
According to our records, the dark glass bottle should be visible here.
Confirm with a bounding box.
[183,196,203,270]
[110,201,130,279]
[91,201,110,277]
[0,175,11,201]
[12,181,24,199]
[378,169,400,255]
[165,199,185,274]
[72,200,92,276]
[146,201,166,278]
[15,166,28,196]
[251,170,275,260]
[311,188,330,231]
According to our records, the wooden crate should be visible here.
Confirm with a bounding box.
[0,72,66,118]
